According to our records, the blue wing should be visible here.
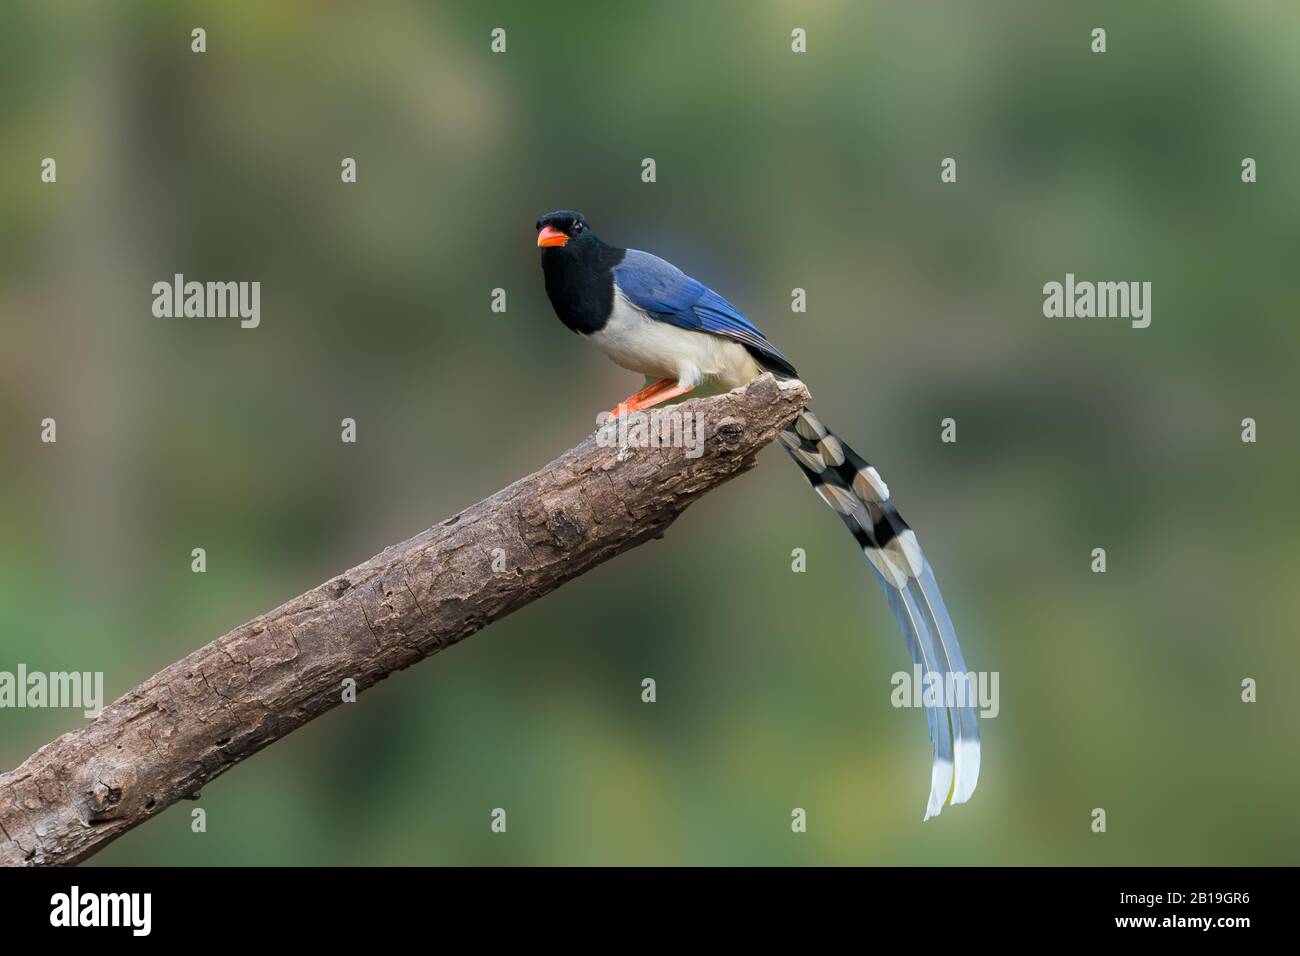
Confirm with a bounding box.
[613,249,797,376]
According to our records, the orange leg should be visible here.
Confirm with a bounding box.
[609,378,674,417]
[618,383,695,415]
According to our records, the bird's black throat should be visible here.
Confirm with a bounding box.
[540,238,626,335]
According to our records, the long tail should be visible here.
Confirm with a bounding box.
[779,407,980,820]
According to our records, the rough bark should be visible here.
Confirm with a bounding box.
[0,375,809,866]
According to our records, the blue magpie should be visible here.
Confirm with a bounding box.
[536,210,979,819]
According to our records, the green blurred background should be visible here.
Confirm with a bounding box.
[2,0,1298,865]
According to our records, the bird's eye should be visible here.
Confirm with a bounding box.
[572,222,584,233]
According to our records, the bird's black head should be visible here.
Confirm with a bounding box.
[535,209,624,335]
[536,210,595,251]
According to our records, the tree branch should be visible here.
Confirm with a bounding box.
[0,375,810,865]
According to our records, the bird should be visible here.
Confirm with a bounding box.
[535,210,979,819]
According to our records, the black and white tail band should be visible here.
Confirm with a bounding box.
[779,408,980,820]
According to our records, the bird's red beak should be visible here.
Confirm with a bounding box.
[537,225,569,248]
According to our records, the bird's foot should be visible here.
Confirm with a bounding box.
[609,378,675,417]
[609,382,696,416]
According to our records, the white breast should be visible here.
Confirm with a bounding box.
[586,290,764,391]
